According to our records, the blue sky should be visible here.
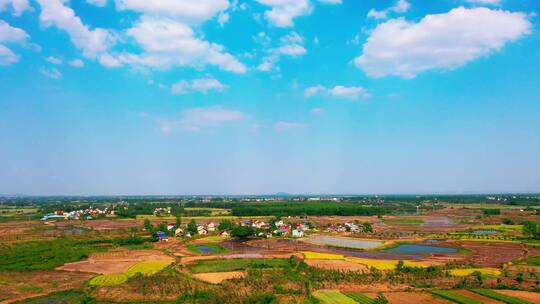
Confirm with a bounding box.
[1,0,539,195]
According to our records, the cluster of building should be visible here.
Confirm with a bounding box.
[41,208,113,220]
[325,221,370,233]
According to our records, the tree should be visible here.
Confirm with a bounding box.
[232,225,254,238]
[157,222,167,234]
[187,219,197,235]
[502,218,515,225]
[396,260,404,272]
[362,222,373,233]
[175,216,182,227]
[143,218,153,232]
[219,219,234,231]
[523,221,540,240]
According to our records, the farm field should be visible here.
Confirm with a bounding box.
[0,197,539,303]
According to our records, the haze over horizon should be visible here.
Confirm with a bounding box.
[1,0,539,195]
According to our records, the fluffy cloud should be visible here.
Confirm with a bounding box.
[368,0,410,20]
[356,7,532,78]
[0,20,28,65]
[69,59,84,67]
[116,0,228,24]
[40,67,61,79]
[466,0,502,6]
[86,0,107,7]
[37,0,116,59]
[305,85,369,100]
[171,78,227,94]
[275,121,305,131]
[256,0,312,28]
[258,32,307,72]
[0,0,30,16]
[46,56,62,64]
[161,106,245,133]
[318,0,341,4]
[119,16,246,73]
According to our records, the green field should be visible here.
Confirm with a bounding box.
[312,290,358,304]
[516,255,540,266]
[342,291,374,304]
[88,273,128,286]
[470,289,534,304]
[382,218,424,225]
[431,290,481,304]
[125,261,172,277]
[188,258,289,274]
[13,290,90,304]
[186,242,228,254]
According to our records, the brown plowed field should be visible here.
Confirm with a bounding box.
[192,271,245,284]
[384,292,452,304]
[304,259,369,272]
[496,290,540,304]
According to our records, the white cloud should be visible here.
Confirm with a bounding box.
[69,59,84,67]
[318,0,341,4]
[304,84,326,97]
[311,107,323,114]
[161,106,245,132]
[305,84,369,100]
[356,7,532,79]
[86,0,107,7]
[256,0,312,28]
[329,85,369,100]
[0,0,31,16]
[40,67,61,79]
[120,16,246,73]
[466,0,502,6]
[217,12,229,27]
[0,20,28,65]
[171,77,227,94]
[275,121,305,131]
[258,31,306,72]
[46,56,62,64]
[36,0,116,60]
[116,0,229,24]
[367,0,410,20]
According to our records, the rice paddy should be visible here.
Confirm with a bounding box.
[312,290,358,304]
[470,289,535,304]
[89,261,172,286]
[88,274,127,286]
[431,290,482,304]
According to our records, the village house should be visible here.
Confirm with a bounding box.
[207,222,218,232]
[197,226,208,235]
[156,231,169,242]
[292,229,304,238]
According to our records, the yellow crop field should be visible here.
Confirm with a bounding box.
[449,268,501,277]
[125,261,172,277]
[345,257,427,270]
[89,274,128,286]
[302,252,345,260]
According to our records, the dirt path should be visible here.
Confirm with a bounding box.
[454,290,504,304]
[496,290,540,304]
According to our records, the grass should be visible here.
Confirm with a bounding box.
[196,235,229,242]
[431,290,482,304]
[13,290,90,304]
[88,274,128,286]
[473,225,523,232]
[184,207,231,215]
[186,242,228,254]
[188,258,289,274]
[342,291,374,304]
[470,289,534,304]
[516,255,540,266]
[16,285,43,293]
[383,218,424,225]
[312,290,358,304]
[449,268,501,277]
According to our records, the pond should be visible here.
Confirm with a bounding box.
[196,245,216,254]
[471,230,500,235]
[306,236,383,249]
[382,244,458,254]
